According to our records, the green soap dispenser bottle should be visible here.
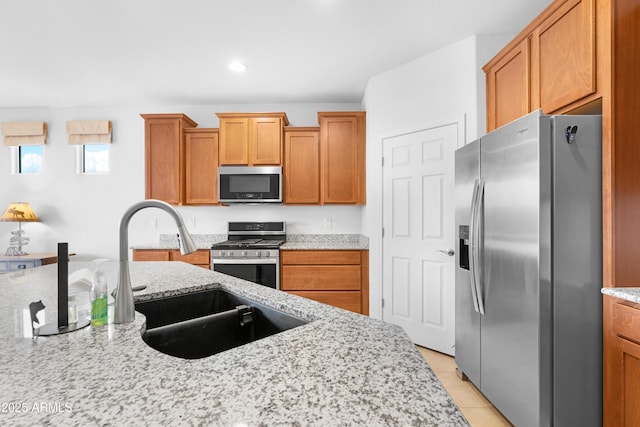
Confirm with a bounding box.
[91,263,108,326]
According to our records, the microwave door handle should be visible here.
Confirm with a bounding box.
[473,178,485,315]
[468,180,480,313]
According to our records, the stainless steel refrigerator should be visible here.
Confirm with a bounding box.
[454,110,602,427]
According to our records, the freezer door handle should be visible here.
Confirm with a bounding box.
[472,178,485,315]
[468,180,481,313]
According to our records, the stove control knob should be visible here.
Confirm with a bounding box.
[241,251,247,257]
[258,251,265,257]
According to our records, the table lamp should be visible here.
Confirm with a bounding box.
[1,202,39,256]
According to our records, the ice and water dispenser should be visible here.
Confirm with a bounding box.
[459,225,469,270]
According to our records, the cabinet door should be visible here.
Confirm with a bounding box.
[319,112,366,204]
[144,118,183,204]
[284,128,320,204]
[250,117,282,165]
[610,335,640,426]
[287,291,362,313]
[132,250,170,261]
[219,118,249,165]
[535,0,595,113]
[170,249,210,267]
[485,39,530,131]
[281,250,361,265]
[185,129,219,204]
[142,114,197,205]
[281,265,361,290]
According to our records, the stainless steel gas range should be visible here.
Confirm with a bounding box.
[210,222,285,289]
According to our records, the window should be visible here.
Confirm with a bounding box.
[11,145,43,174]
[82,143,109,174]
[66,120,112,174]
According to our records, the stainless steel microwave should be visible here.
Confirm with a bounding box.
[218,166,282,203]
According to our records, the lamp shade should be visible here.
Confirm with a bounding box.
[0,202,39,222]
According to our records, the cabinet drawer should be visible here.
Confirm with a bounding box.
[0,260,40,271]
[281,250,361,265]
[612,302,640,345]
[133,250,170,262]
[170,250,210,265]
[281,265,361,290]
[8,260,39,270]
[287,290,361,313]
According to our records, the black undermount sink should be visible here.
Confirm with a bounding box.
[134,288,308,359]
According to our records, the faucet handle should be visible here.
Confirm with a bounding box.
[177,225,197,255]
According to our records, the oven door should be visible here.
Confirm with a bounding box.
[211,257,279,290]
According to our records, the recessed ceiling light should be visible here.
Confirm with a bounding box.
[228,62,246,72]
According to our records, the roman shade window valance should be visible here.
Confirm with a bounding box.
[66,120,112,144]
[1,121,48,146]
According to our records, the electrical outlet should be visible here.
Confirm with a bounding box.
[323,217,333,228]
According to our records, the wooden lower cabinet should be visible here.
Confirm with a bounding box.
[280,250,369,315]
[606,300,640,426]
[132,249,210,269]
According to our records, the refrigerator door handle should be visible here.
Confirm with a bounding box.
[468,179,481,313]
[472,178,485,315]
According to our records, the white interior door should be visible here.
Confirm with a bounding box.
[382,123,459,355]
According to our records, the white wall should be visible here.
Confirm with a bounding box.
[361,35,513,319]
[0,103,362,261]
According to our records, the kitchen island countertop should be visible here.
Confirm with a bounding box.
[0,261,466,426]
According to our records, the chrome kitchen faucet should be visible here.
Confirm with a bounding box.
[114,200,197,324]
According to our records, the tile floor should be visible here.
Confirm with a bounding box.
[417,346,513,427]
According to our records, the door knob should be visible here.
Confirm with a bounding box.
[437,248,455,256]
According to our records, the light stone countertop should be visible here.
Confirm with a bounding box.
[601,287,640,304]
[0,261,466,426]
[132,234,369,251]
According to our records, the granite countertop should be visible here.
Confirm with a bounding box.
[281,234,369,250]
[601,287,640,304]
[133,234,370,251]
[0,261,466,426]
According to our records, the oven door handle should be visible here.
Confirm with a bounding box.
[211,258,278,265]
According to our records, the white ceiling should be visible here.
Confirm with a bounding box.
[0,0,552,108]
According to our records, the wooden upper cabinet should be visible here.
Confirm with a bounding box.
[534,0,596,113]
[485,39,531,131]
[483,0,599,131]
[251,117,284,164]
[141,114,197,204]
[216,112,289,166]
[218,117,249,165]
[318,112,366,205]
[283,127,321,204]
[184,128,219,205]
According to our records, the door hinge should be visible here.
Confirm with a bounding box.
[382,227,385,237]
[382,298,385,308]
[382,157,385,167]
